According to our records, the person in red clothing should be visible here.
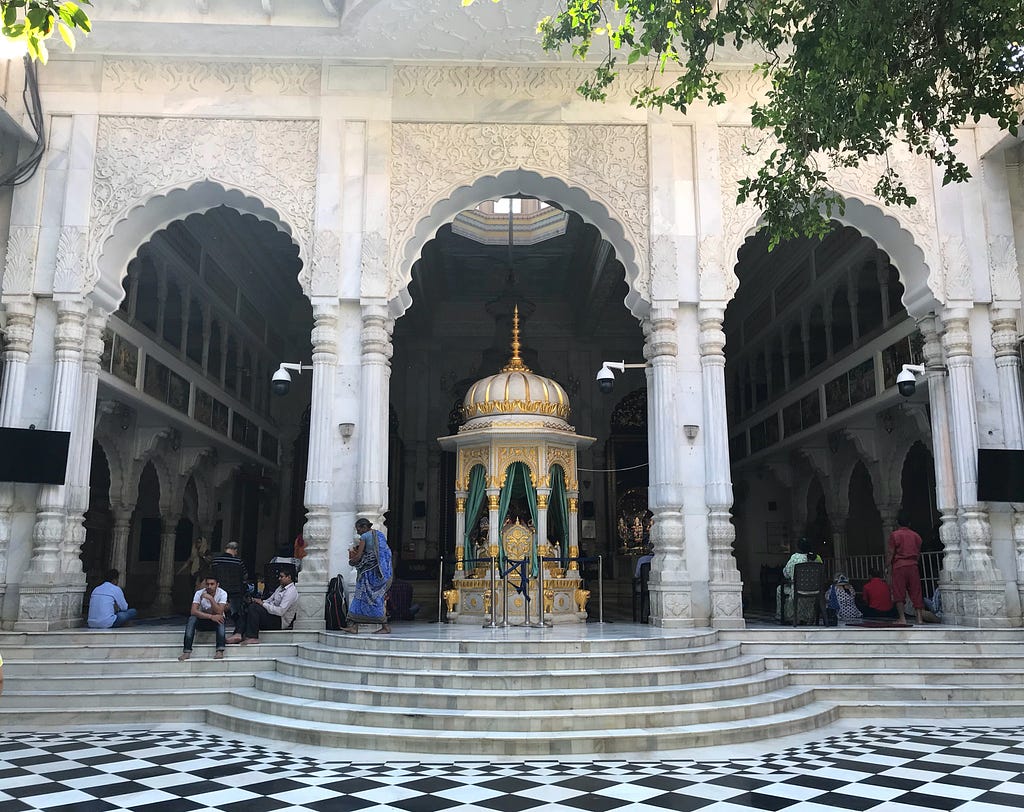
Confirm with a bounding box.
[859,568,898,619]
[888,511,924,624]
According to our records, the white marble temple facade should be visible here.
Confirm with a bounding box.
[0,3,1021,630]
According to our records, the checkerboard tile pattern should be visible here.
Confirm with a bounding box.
[1,726,1022,810]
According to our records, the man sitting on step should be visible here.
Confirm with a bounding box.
[87,569,138,629]
[179,574,229,661]
[227,569,299,644]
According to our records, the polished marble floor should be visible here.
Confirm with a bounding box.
[2,724,1023,811]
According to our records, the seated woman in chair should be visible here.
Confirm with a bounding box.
[776,537,822,623]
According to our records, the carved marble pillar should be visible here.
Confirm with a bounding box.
[297,303,340,629]
[567,494,581,579]
[991,308,1024,617]
[486,488,500,570]
[356,303,393,527]
[108,505,133,579]
[699,307,743,628]
[153,515,177,616]
[0,299,35,599]
[454,492,467,577]
[0,299,34,427]
[16,301,89,630]
[645,307,692,627]
[62,310,106,596]
[535,488,551,566]
[941,308,1007,624]
[919,316,963,591]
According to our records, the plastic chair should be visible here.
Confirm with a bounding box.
[790,561,826,626]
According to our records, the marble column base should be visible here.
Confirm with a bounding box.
[293,575,328,630]
[649,581,695,628]
[13,585,86,631]
[710,584,745,629]
[944,578,1014,627]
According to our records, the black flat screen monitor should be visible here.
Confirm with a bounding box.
[0,427,71,485]
[977,448,1024,503]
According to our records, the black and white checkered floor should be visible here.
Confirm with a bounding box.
[2,726,1023,811]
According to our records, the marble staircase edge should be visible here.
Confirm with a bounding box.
[224,685,815,731]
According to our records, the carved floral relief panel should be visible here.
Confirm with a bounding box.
[91,116,318,286]
[390,122,650,301]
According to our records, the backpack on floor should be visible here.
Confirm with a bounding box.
[325,574,347,630]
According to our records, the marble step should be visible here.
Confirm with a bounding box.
[1,655,272,676]
[0,630,318,647]
[837,700,1024,719]
[275,651,767,691]
[204,699,841,756]
[0,688,234,709]
[0,706,208,728]
[741,640,1024,656]
[818,685,1024,703]
[721,628,1024,643]
[5,641,298,660]
[318,628,722,654]
[1,672,254,692]
[251,669,792,711]
[296,639,744,672]
[225,683,815,733]
[788,669,1024,686]
[764,654,1024,670]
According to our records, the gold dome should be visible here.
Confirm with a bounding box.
[463,307,570,421]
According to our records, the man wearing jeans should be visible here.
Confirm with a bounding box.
[87,569,138,629]
[227,570,299,644]
[179,575,228,661]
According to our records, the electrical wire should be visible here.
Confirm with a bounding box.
[0,55,46,188]
[576,462,650,473]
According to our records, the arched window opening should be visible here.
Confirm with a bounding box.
[807,306,827,369]
[787,323,805,381]
[831,288,853,353]
[134,257,159,334]
[185,298,204,365]
[887,265,906,318]
[163,280,183,349]
[856,259,884,335]
[208,321,223,382]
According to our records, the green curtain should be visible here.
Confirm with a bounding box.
[463,465,486,567]
[497,464,515,572]
[550,466,570,562]
[497,462,539,576]
[522,464,539,577]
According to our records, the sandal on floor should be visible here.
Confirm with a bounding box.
[214,650,225,659]
[340,625,358,634]
[177,652,191,662]
[373,625,391,634]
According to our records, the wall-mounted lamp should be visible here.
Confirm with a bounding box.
[339,422,355,440]
[683,424,699,441]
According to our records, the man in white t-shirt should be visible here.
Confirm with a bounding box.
[178,575,229,661]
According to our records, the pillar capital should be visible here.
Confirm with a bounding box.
[940,307,972,358]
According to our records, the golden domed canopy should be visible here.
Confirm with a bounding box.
[462,307,570,422]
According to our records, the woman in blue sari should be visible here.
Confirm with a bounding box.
[342,519,393,634]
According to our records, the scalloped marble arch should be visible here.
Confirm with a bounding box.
[723,195,940,319]
[390,169,648,320]
[89,180,308,315]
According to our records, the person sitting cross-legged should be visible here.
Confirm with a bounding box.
[87,569,138,629]
[227,570,299,644]
[179,574,228,661]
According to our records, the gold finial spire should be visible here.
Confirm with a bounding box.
[501,305,531,372]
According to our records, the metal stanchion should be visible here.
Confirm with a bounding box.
[597,554,605,624]
[435,555,445,623]
[519,560,531,626]
[482,556,499,629]
[531,556,552,628]
[499,561,511,628]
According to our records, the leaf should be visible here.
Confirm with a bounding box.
[57,18,72,49]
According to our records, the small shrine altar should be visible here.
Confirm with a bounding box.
[438,308,595,625]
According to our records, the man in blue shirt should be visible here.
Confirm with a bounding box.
[87,569,137,629]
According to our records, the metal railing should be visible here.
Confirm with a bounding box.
[827,551,943,598]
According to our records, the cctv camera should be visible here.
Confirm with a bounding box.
[596,365,615,395]
[271,366,292,397]
[896,364,925,398]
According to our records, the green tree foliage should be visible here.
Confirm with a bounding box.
[2,0,91,63]
[468,0,1024,248]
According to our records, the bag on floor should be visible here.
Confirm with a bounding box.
[325,574,347,630]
